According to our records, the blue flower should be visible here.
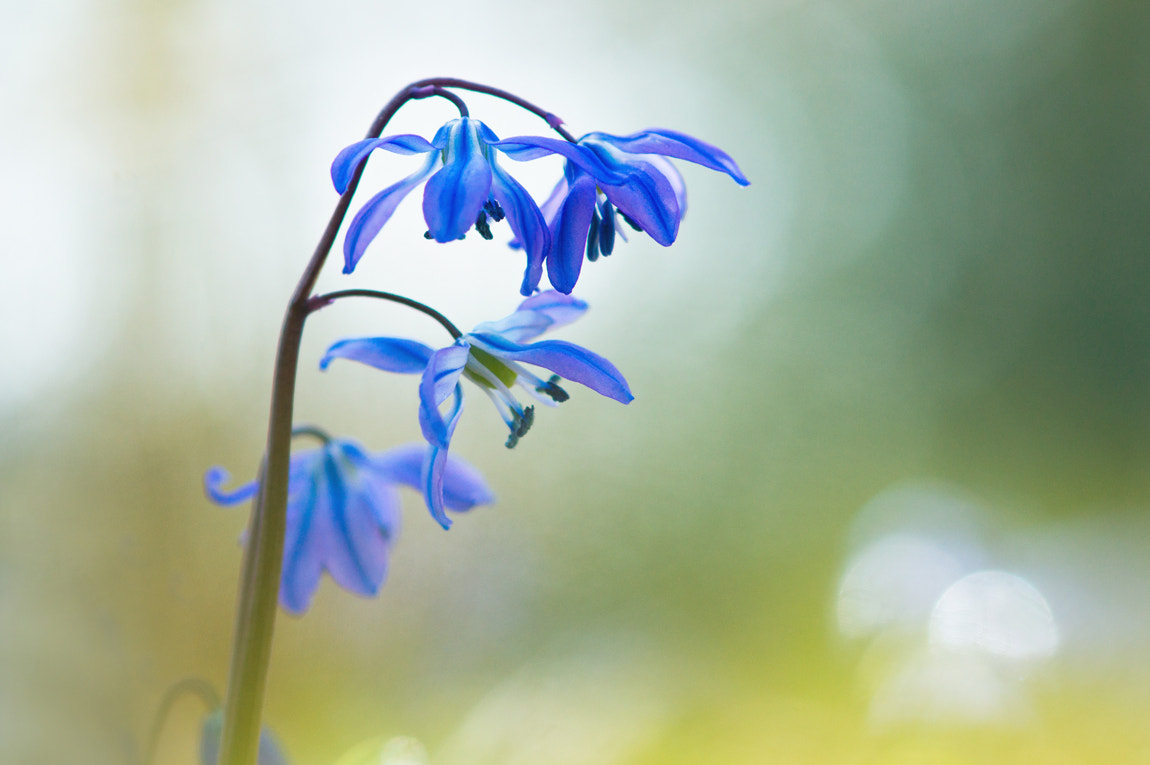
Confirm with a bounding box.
[332,118,624,295]
[204,439,493,614]
[532,129,749,293]
[319,291,633,527]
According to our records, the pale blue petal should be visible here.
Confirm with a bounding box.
[373,443,495,514]
[467,334,634,404]
[472,291,588,343]
[472,309,553,344]
[367,443,427,487]
[421,387,466,528]
[515,291,589,331]
[343,152,440,273]
[584,129,749,185]
[423,119,492,242]
[279,465,326,615]
[319,455,396,601]
[422,444,452,529]
[320,337,434,374]
[331,134,436,194]
[418,345,469,447]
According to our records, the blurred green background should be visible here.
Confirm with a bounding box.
[4,0,1150,763]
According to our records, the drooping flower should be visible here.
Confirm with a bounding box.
[204,438,493,614]
[331,117,625,295]
[531,129,750,293]
[319,291,632,527]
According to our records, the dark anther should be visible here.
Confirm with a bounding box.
[598,200,616,257]
[536,374,570,403]
[423,230,434,239]
[475,211,493,240]
[504,406,536,449]
[484,199,505,222]
[620,212,643,232]
[586,211,601,262]
[518,405,535,437]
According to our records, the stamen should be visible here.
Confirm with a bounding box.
[620,212,643,232]
[586,210,601,262]
[536,374,569,403]
[475,211,493,240]
[505,405,535,449]
[484,199,506,222]
[598,200,616,257]
[518,405,535,437]
[423,230,434,239]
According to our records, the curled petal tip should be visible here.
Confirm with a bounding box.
[203,466,258,506]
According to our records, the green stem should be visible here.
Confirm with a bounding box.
[215,77,572,765]
[215,83,417,765]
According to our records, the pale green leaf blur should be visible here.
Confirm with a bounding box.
[3,0,1149,763]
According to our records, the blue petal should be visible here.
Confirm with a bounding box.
[517,290,590,330]
[489,157,549,296]
[320,337,434,374]
[279,462,325,615]
[467,334,634,404]
[472,291,589,343]
[343,152,440,273]
[418,345,470,447]
[423,119,492,242]
[545,173,598,294]
[204,467,258,506]
[331,134,437,194]
[491,136,629,184]
[597,159,681,246]
[583,129,750,186]
[366,443,426,487]
[319,451,397,602]
[370,444,494,511]
[421,387,466,529]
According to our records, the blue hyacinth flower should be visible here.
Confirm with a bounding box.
[204,439,493,614]
[319,291,633,528]
[331,118,624,295]
[533,129,749,293]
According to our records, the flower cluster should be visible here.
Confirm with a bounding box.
[335,120,747,295]
[205,82,746,615]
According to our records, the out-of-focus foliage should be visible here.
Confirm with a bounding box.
[3,0,1149,763]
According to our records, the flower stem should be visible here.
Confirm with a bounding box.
[411,76,577,142]
[215,77,570,765]
[215,82,421,765]
[308,289,463,340]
